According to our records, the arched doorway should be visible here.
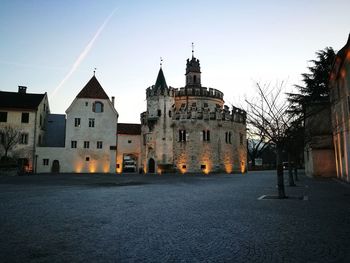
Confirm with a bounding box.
[148,158,155,173]
[51,160,60,173]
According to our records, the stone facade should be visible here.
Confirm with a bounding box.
[140,54,247,174]
[36,75,118,173]
[304,102,336,177]
[329,34,350,182]
[0,86,49,172]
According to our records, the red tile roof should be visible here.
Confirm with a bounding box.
[117,123,141,135]
[76,76,109,99]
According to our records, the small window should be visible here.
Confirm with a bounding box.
[93,101,104,113]
[74,118,81,127]
[85,102,88,106]
[143,134,147,145]
[157,109,161,117]
[201,164,206,170]
[21,113,29,123]
[239,133,243,145]
[84,141,90,148]
[71,141,77,148]
[0,112,7,122]
[182,165,186,169]
[86,157,90,161]
[128,140,132,144]
[202,130,210,141]
[40,115,42,127]
[169,111,172,117]
[179,130,186,142]
[89,118,95,128]
[203,103,208,108]
[97,141,103,149]
[20,133,28,144]
[43,159,49,166]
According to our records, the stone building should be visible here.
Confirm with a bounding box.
[36,75,118,173]
[304,101,336,177]
[329,34,350,182]
[141,53,247,174]
[116,123,141,173]
[0,86,49,172]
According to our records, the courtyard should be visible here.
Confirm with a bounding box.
[0,170,349,262]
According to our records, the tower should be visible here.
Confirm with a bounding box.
[185,43,201,87]
[142,62,175,173]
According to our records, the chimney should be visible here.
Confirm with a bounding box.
[18,86,27,94]
[111,96,115,106]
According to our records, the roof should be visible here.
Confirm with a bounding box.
[117,123,141,135]
[154,68,168,93]
[43,114,66,147]
[0,91,46,110]
[76,75,109,100]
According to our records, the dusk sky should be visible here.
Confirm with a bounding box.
[1,0,349,123]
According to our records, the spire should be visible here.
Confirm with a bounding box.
[192,42,194,58]
[154,67,168,93]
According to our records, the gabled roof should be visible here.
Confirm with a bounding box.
[76,75,109,100]
[117,123,141,135]
[0,91,46,110]
[154,68,168,93]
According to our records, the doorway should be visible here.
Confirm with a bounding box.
[51,160,60,173]
[148,158,155,173]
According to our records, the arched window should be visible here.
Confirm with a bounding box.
[93,101,104,113]
[193,75,197,83]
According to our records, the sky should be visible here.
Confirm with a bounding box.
[1,0,350,123]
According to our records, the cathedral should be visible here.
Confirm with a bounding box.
[140,51,247,174]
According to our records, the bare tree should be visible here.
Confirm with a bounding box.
[246,82,295,198]
[0,126,21,159]
[247,126,271,169]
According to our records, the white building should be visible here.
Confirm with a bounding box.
[0,86,49,172]
[36,75,118,173]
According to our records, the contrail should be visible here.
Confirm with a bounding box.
[51,7,118,98]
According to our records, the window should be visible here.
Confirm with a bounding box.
[85,102,88,106]
[0,133,4,144]
[97,141,103,149]
[201,164,206,170]
[40,115,42,127]
[93,101,104,113]
[128,140,132,144]
[86,157,90,161]
[20,133,28,144]
[43,159,49,166]
[169,110,172,117]
[84,141,90,148]
[202,130,210,141]
[203,103,208,108]
[225,132,232,144]
[74,118,81,127]
[239,133,244,145]
[179,130,186,142]
[0,112,7,122]
[21,113,29,123]
[157,109,161,117]
[71,141,77,148]
[143,134,147,145]
[89,118,95,127]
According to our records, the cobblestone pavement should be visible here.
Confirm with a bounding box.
[0,171,349,262]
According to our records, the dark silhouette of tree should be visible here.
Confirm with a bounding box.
[246,81,296,198]
[288,47,336,118]
[0,126,21,159]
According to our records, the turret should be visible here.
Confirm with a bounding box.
[185,43,201,87]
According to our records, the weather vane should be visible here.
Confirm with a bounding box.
[160,57,163,68]
[93,67,97,76]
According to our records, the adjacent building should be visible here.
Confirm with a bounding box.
[0,86,49,172]
[36,75,118,173]
[116,123,141,173]
[140,53,247,174]
[329,34,350,182]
